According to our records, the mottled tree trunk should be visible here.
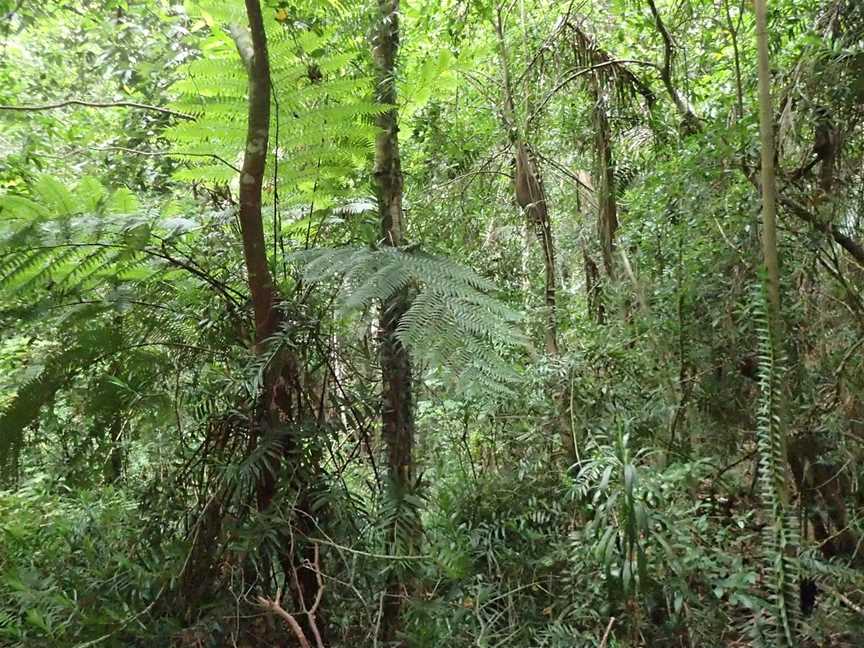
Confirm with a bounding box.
[232,0,276,350]
[372,0,416,642]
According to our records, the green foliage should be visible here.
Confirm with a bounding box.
[2,0,864,646]
[294,245,528,392]
[0,327,121,479]
[165,3,382,210]
[0,173,231,483]
[752,281,800,646]
[0,477,177,647]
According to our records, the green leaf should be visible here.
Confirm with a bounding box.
[33,176,77,215]
[0,195,49,221]
[76,176,108,212]
[24,609,50,633]
[107,188,140,214]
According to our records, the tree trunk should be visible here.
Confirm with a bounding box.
[583,246,604,324]
[231,0,277,350]
[646,0,701,133]
[495,9,559,356]
[105,413,123,483]
[232,2,326,640]
[754,0,780,321]
[513,142,559,355]
[754,3,798,640]
[372,0,416,642]
[592,84,618,279]
[788,434,860,564]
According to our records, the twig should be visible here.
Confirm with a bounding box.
[71,585,166,648]
[599,616,616,648]
[372,591,385,648]
[778,193,864,268]
[715,448,758,479]
[644,0,700,130]
[836,336,864,382]
[0,99,194,120]
[257,592,312,648]
[85,145,240,173]
[823,585,864,618]
[292,542,325,648]
[530,59,657,123]
[310,537,429,561]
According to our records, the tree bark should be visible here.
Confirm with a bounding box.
[372,0,416,642]
[231,3,327,640]
[495,8,559,356]
[755,0,797,590]
[583,246,605,324]
[514,142,559,355]
[754,0,781,320]
[231,0,277,350]
[494,5,574,462]
[592,83,618,279]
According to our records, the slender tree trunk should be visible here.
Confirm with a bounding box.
[494,6,573,461]
[583,246,604,324]
[754,0,780,321]
[592,83,618,279]
[646,0,701,133]
[495,10,559,356]
[514,143,559,355]
[232,0,277,350]
[105,413,123,483]
[755,0,791,510]
[723,0,745,123]
[372,0,416,642]
[232,3,326,641]
[755,4,799,640]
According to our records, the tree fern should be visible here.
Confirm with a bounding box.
[293,246,527,393]
[0,175,230,479]
[0,175,161,299]
[0,324,122,478]
[165,2,383,210]
[753,280,799,647]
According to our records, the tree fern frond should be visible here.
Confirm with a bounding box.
[32,175,79,216]
[293,246,526,392]
[0,328,120,478]
[0,195,50,222]
[165,16,377,205]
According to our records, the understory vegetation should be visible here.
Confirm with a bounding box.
[1,0,863,646]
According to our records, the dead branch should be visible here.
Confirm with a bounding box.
[257,590,312,648]
[644,0,700,131]
[0,99,194,121]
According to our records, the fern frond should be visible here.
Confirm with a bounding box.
[164,14,376,212]
[753,280,800,647]
[293,246,526,393]
[0,327,120,478]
